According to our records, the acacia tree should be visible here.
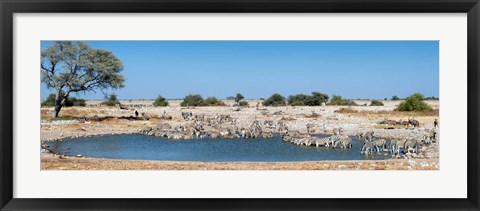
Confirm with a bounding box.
[41,41,125,117]
[234,93,244,104]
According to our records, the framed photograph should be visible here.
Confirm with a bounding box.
[1,0,479,210]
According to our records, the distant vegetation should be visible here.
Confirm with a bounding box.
[391,95,400,100]
[263,93,286,107]
[370,100,384,106]
[234,93,244,103]
[396,93,433,111]
[424,96,439,100]
[288,92,329,106]
[328,95,356,106]
[238,101,249,107]
[180,94,226,107]
[101,94,121,106]
[180,94,205,107]
[41,94,86,107]
[204,97,226,106]
[153,95,169,107]
[234,93,249,107]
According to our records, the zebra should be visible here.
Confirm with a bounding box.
[314,137,329,147]
[335,136,353,148]
[360,142,376,155]
[390,139,407,155]
[372,138,387,152]
[422,134,432,144]
[404,139,418,154]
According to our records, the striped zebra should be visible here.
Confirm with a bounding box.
[390,139,407,155]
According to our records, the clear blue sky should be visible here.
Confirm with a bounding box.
[41,41,439,100]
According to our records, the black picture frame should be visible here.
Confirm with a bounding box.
[1,0,479,210]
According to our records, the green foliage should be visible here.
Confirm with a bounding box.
[397,93,433,111]
[329,95,356,106]
[204,97,226,106]
[153,95,169,107]
[370,100,384,106]
[65,97,86,107]
[41,94,85,107]
[329,95,348,105]
[391,95,400,100]
[288,94,308,106]
[180,94,205,107]
[101,94,120,106]
[288,92,329,106]
[304,92,329,106]
[289,101,305,106]
[234,93,245,103]
[41,41,125,117]
[238,101,249,107]
[263,93,286,107]
[41,94,56,107]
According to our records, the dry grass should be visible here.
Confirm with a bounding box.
[41,106,108,119]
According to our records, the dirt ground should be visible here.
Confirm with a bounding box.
[41,100,439,170]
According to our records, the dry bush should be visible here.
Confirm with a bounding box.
[336,108,358,113]
[303,113,322,118]
[280,116,296,121]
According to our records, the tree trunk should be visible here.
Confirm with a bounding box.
[52,104,62,118]
[52,89,66,118]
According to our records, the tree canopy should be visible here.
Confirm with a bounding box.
[263,93,286,107]
[153,95,169,107]
[41,41,125,117]
[397,93,433,111]
[234,93,244,103]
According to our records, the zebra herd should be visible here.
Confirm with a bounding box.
[356,128,437,156]
[282,126,438,157]
[358,137,419,156]
[281,133,353,149]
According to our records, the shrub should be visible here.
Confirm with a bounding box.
[289,101,305,106]
[65,97,86,107]
[180,94,205,107]
[336,108,358,113]
[328,95,357,106]
[391,95,400,100]
[41,94,85,107]
[101,94,120,106]
[329,95,348,105]
[204,97,226,106]
[425,96,439,100]
[234,93,244,103]
[238,101,249,107]
[153,95,169,107]
[370,100,384,106]
[396,93,433,111]
[41,94,56,107]
[304,92,329,106]
[288,92,328,106]
[288,94,309,105]
[263,93,286,107]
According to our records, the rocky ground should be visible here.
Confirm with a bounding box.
[41,100,439,170]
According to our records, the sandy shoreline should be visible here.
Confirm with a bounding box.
[41,100,439,170]
[41,152,439,170]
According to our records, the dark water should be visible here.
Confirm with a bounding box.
[47,134,390,162]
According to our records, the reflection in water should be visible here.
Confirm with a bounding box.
[47,134,391,162]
